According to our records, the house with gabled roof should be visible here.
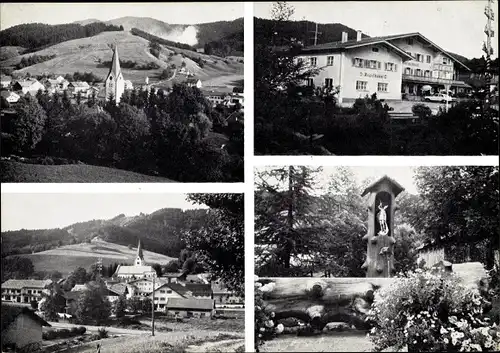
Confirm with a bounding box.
[185,78,202,88]
[166,297,215,318]
[297,31,471,102]
[1,279,53,304]
[1,304,51,351]
[12,79,45,96]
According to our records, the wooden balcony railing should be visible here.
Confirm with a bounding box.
[402,74,467,85]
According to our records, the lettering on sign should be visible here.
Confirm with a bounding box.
[360,72,388,79]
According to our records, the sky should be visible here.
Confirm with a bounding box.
[256,166,419,195]
[254,1,498,59]
[1,193,208,232]
[0,2,244,30]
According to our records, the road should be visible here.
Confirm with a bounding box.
[48,321,148,336]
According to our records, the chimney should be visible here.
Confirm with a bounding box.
[357,30,362,41]
[341,31,348,43]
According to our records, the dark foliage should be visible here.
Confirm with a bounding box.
[16,54,56,69]
[0,22,123,50]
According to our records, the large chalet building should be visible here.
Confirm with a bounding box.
[297,31,472,102]
[1,279,53,304]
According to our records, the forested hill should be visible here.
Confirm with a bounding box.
[254,17,368,46]
[1,207,209,259]
[0,22,123,50]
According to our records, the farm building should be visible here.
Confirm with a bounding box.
[68,81,90,95]
[1,304,51,351]
[12,79,45,95]
[0,75,12,88]
[185,78,202,88]
[1,91,20,104]
[166,298,215,318]
[1,279,53,304]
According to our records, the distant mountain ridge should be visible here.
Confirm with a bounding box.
[1,207,209,259]
[254,17,369,47]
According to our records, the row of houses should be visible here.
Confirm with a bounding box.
[203,91,244,109]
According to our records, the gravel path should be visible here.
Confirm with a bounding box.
[260,332,374,352]
[184,338,245,352]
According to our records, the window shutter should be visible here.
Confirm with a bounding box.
[377,61,381,70]
[352,58,356,66]
[394,64,398,72]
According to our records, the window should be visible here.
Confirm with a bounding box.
[167,290,172,294]
[385,62,397,72]
[378,83,388,92]
[306,78,314,86]
[416,54,423,62]
[309,57,317,66]
[160,290,165,293]
[372,47,379,52]
[297,57,304,64]
[160,297,165,301]
[324,78,333,88]
[424,70,431,77]
[443,57,449,65]
[365,60,378,69]
[426,55,431,63]
[416,69,422,76]
[407,38,414,45]
[327,56,334,66]
[356,81,368,91]
[354,58,364,67]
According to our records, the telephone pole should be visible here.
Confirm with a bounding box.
[483,0,495,107]
[151,275,155,336]
[309,22,322,46]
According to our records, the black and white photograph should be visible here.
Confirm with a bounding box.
[254,1,499,155]
[0,2,244,182]
[254,165,500,352]
[1,192,244,352]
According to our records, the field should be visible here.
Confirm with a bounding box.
[19,239,176,275]
[260,332,375,352]
[1,30,243,87]
[54,331,243,353]
[0,160,171,182]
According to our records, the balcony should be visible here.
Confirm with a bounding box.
[402,74,468,86]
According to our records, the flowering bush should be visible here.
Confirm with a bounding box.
[255,277,282,352]
[367,268,500,352]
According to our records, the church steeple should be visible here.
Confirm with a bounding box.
[109,44,122,79]
[105,44,125,104]
[135,239,145,266]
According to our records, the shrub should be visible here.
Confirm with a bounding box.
[367,267,500,352]
[97,328,108,339]
[412,103,432,118]
[255,277,281,352]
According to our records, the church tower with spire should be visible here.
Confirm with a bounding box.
[134,239,145,266]
[105,44,125,104]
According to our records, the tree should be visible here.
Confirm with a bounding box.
[414,166,499,269]
[75,284,111,325]
[114,295,126,318]
[11,95,47,154]
[40,289,61,321]
[142,297,152,314]
[184,194,244,295]
[254,2,322,155]
[255,166,327,276]
[30,300,38,310]
[151,263,162,277]
[70,267,89,284]
[127,296,143,313]
[163,260,180,273]
[110,103,152,172]
[1,256,34,282]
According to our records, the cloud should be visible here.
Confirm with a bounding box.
[155,25,198,46]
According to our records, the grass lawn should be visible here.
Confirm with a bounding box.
[259,331,375,352]
[139,316,245,333]
[62,332,243,353]
[0,160,172,182]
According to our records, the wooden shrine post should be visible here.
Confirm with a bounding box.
[361,176,405,278]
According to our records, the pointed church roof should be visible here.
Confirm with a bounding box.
[108,44,122,79]
[136,239,144,259]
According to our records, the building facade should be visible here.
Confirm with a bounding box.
[298,32,471,102]
[113,240,157,280]
[1,279,53,304]
[105,45,125,104]
[166,298,215,318]
[1,305,51,351]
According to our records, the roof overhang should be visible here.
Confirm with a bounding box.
[301,40,413,61]
[383,33,471,71]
